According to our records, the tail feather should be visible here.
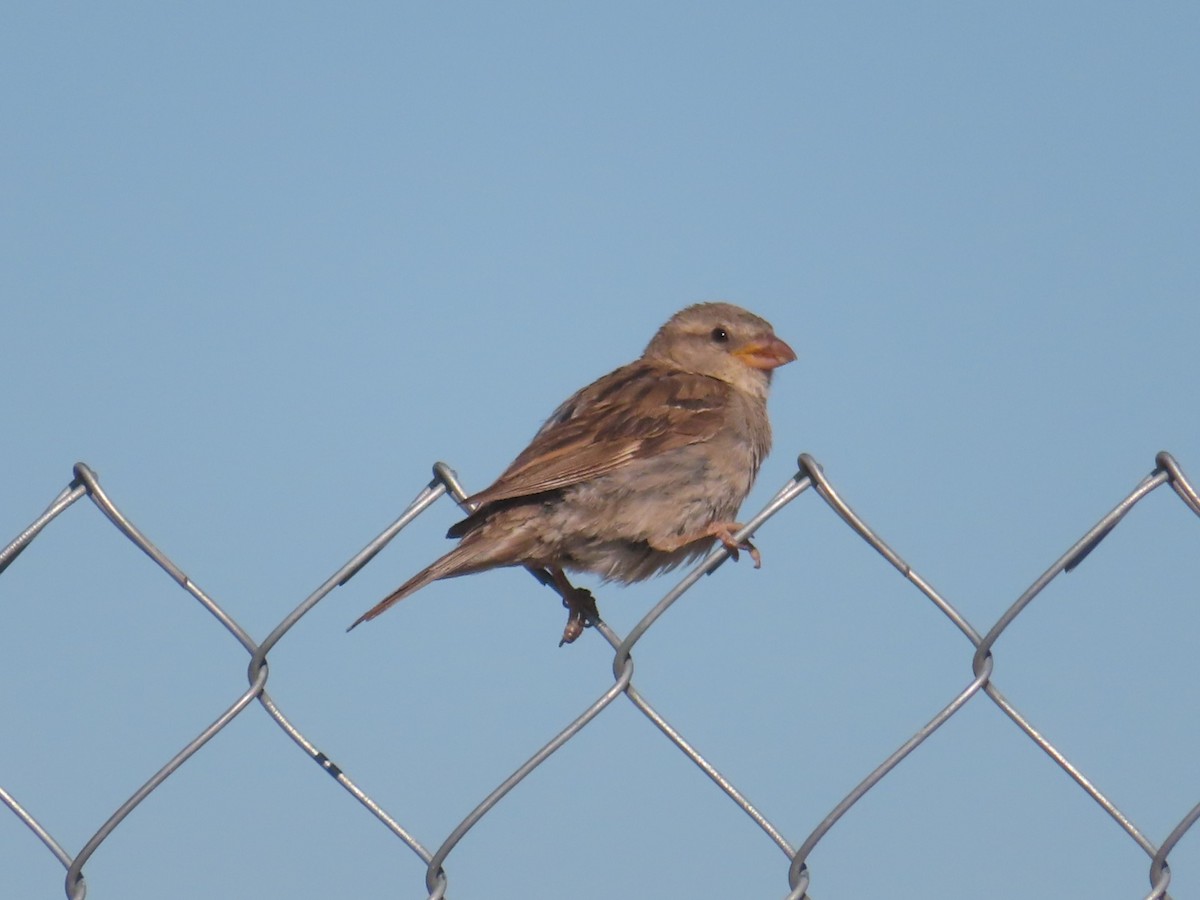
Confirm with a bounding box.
[347,544,489,631]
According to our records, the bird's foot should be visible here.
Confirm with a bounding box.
[712,523,761,568]
[559,586,599,646]
[545,567,600,646]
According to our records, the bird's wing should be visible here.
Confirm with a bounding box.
[466,361,730,507]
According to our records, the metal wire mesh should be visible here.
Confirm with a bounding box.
[2,451,1197,900]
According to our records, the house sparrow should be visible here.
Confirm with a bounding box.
[350,302,795,643]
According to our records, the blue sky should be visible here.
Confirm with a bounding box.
[2,4,1198,899]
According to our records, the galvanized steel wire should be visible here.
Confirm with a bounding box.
[2,451,1197,900]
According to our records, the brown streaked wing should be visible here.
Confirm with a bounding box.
[465,361,731,507]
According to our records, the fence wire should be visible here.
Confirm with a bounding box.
[2,451,1197,899]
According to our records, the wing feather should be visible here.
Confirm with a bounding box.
[465,361,730,508]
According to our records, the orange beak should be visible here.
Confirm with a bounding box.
[734,336,797,370]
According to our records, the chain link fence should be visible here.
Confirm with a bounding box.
[2,451,1197,899]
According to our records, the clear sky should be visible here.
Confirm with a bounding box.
[3,4,1198,899]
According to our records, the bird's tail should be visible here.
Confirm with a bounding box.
[346,542,492,631]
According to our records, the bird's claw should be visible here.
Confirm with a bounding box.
[559,616,584,646]
[715,526,762,569]
[747,542,762,568]
[559,587,599,646]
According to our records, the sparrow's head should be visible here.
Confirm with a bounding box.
[644,302,796,400]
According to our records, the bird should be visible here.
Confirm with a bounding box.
[349,302,796,643]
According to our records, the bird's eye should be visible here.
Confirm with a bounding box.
[710,327,729,343]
